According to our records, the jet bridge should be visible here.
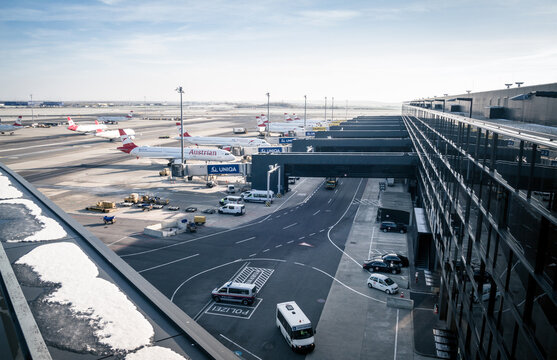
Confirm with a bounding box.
[248,152,417,193]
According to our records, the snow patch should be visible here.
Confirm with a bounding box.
[0,174,22,199]
[16,242,154,352]
[126,346,187,360]
[0,199,66,241]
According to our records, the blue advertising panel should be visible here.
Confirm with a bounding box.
[305,131,316,137]
[207,164,240,174]
[258,147,283,154]
[279,137,295,144]
[540,149,549,157]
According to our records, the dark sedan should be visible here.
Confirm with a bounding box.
[381,253,410,267]
[379,221,407,233]
[363,259,402,274]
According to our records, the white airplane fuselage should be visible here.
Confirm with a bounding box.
[177,136,270,147]
[95,129,135,140]
[128,146,235,162]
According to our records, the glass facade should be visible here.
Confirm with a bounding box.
[403,105,557,360]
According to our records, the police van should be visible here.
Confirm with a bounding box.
[211,281,257,306]
[241,190,274,203]
[276,301,315,353]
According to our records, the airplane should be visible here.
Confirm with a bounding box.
[0,116,24,135]
[98,111,134,124]
[117,129,236,164]
[256,114,305,135]
[283,113,327,127]
[94,127,135,141]
[67,117,107,133]
[175,123,270,147]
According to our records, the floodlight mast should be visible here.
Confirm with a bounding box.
[304,95,307,129]
[505,83,513,89]
[266,92,270,137]
[176,86,185,167]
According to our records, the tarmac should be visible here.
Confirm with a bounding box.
[307,178,443,360]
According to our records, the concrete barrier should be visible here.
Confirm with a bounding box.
[387,296,414,310]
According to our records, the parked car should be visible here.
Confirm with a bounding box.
[379,221,407,233]
[367,274,399,294]
[363,259,402,274]
[288,177,296,184]
[381,253,410,267]
[202,208,216,214]
[185,207,197,213]
[167,206,180,211]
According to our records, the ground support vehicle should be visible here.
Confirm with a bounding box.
[86,201,117,213]
[194,216,206,225]
[103,216,116,224]
[186,222,197,233]
[124,193,140,204]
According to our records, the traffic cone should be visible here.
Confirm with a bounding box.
[400,291,404,298]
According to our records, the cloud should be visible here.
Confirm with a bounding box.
[298,9,360,25]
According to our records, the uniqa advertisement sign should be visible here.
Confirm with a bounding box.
[207,164,240,174]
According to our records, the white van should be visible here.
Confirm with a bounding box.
[276,301,315,353]
[211,281,257,305]
[219,195,243,206]
[218,203,245,216]
[241,190,274,203]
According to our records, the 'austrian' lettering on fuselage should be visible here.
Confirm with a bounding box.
[189,149,217,156]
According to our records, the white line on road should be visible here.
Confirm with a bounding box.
[262,249,269,253]
[287,240,294,244]
[294,262,305,266]
[107,235,129,246]
[312,210,320,216]
[327,198,332,204]
[298,236,305,240]
[319,229,325,232]
[138,253,199,273]
[275,215,281,218]
[249,253,257,257]
[368,228,376,260]
[309,233,316,236]
[282,222,297,229]
[235,236,256,244]
[219,334,262,360]
[394,309,399,360]
[275,244,282,248]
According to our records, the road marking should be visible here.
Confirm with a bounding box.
[287,240,294,244]
[327,198,332,204]
[298,236,305,240]
[394,309,399,360]
[294,262,305,266]
[319,229,325,232]
[235,236,256,244]
[368,228,376,260]
[262,249,269,253]
[193,299,214,321]
[275,244,282,248]
[248,253,256,257]
[275,215,281,218]
[138,253,199,273]
[282,222,297,229]
[312,210,320,216]
[309,233,316,236]
[220,334,262,360]
[107,235,129,246]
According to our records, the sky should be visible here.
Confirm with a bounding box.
[0,0,556,103]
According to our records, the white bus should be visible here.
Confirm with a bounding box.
[276,301,315,353]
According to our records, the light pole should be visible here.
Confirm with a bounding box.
[515,82,524,88]
[30,94,34,123]
[331,97,334,122]
[266,92,270,137]
[175,86,184,168]
[324,97,327,122]
[304,95,307,129]
[505,83,513,89]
